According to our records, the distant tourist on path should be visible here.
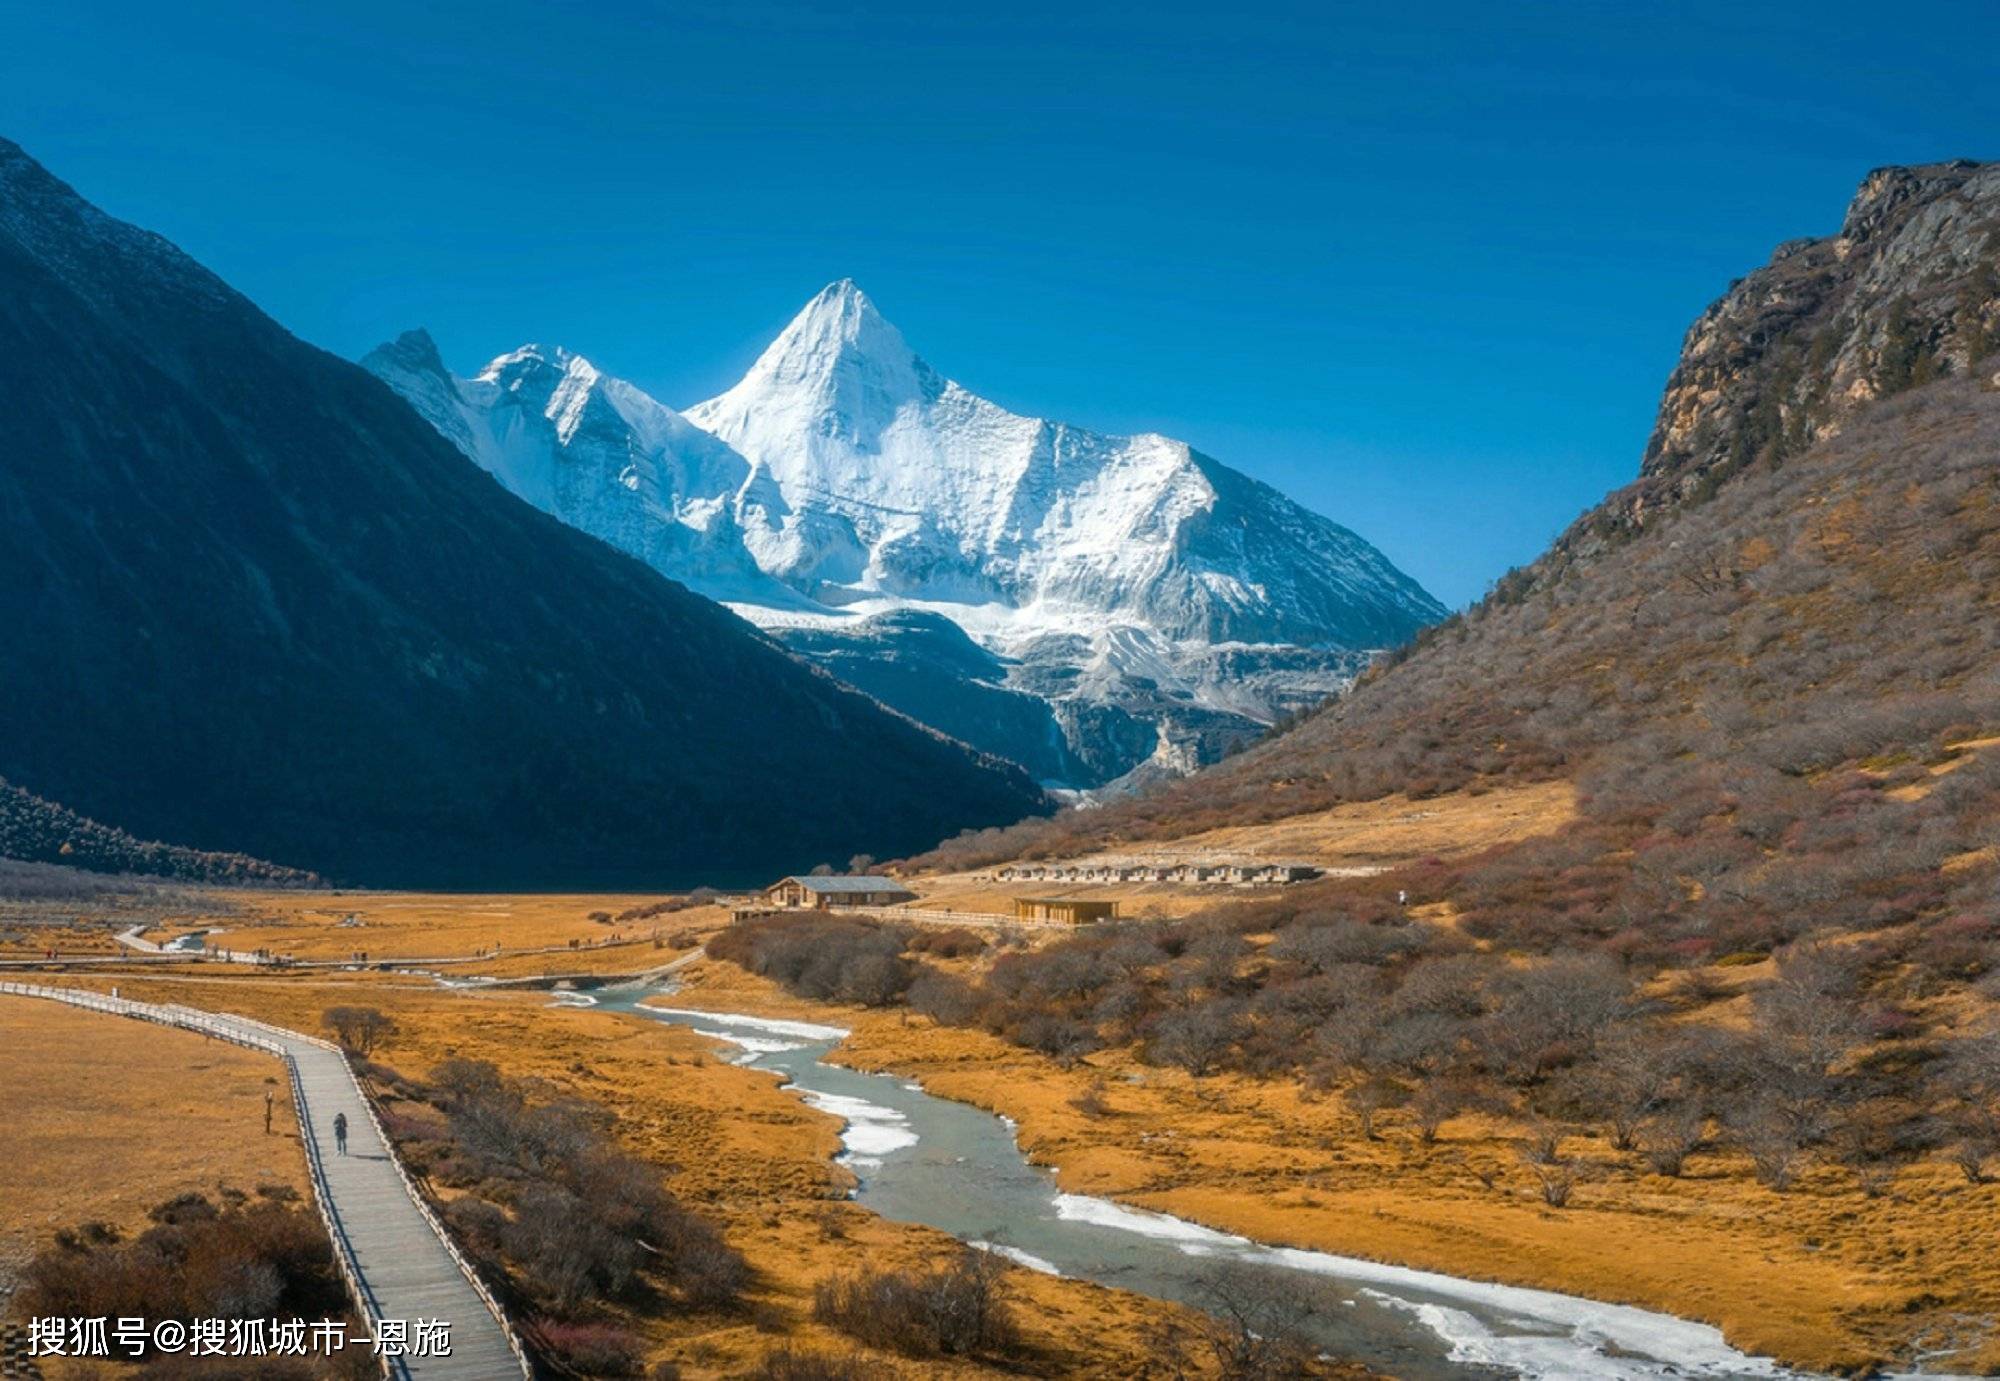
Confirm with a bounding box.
[333,1111,349,1155]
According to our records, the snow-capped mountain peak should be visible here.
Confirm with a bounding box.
[688,279,948,482]
[736,278,934,414]
[366,285,1444,789]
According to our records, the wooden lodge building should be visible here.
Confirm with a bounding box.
[764,875,919,910]
[1014,897,1118,925]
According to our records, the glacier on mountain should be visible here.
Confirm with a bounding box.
[363,282,1444,787]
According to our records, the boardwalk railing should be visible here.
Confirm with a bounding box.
[342,1065,530,1377]
[0,982,532,1380]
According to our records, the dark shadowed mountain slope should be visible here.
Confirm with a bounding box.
[0,139,1044,888]
[0,777,319,886]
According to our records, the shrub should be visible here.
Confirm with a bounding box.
[812,1252,1016,1359]
[1534,1163,1575,1208]
[1148,1004,1241,1077]
[534,1319,646,1377]
[413,1059,746,1316]
[753,1348,883,1380]
[17,1192,352,1355]
[1188,1262,1329,1379]
[322,1006,396,1055]
[1638,1107,1705,1177]
[1343,1075,1409,1139]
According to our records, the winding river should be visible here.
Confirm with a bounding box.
[579,987,1802,1380]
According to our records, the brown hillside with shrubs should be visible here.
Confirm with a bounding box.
[853,169,2000,1372]
[919,368,2000,885]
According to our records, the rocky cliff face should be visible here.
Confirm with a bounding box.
[1530,160,2000,580]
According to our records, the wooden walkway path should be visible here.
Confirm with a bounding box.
[0,983,531,1379]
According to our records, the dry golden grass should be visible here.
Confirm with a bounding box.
[666,959,2000,1376]
[0,922,127,957]
[1087,779,1578,867]
[17,970,1250,1378]
[0,995,306,1281]
[901,782,1576,923]
[143,890,720,964]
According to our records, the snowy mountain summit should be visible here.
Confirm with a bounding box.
[365,283,1444,787]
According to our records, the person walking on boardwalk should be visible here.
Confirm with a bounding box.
[333,1111,349,1156]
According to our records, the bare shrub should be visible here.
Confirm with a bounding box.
[533,1319,646,1377]
[1411,1078,1470,1144]
[18,1191,352,1354]
[1069,1079,1113,1118]
[907,968,980,1026]
[1519,1116,1567,1166]
[422,1059,746,1313]
[1638,1106,1705,1177]
[754,1347,885,1380]
[322,1006,396,1056]
[1189,1262,1329,1379]
[1343,1074,1409,1140]
[1150,1004,1242,1077]
[1735,1114,1802,1192]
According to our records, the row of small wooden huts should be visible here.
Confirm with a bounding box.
[992,861,1321,885]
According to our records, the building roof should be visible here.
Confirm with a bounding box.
[772,875,914,894]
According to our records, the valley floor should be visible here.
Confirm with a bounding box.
[9,848,1998,1376]
[2,964,1293,1378]
[666,961,2000,1375]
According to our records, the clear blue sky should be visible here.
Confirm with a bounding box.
[6,2,1996,605]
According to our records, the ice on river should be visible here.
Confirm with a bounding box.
[1054,1194,1789,1378]
[971,1240,1063,1276]
[793,1086,919,1166]
[641,1006,848,1041]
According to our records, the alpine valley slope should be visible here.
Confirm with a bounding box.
[0,138,1045,888]
[366,283,1444,787]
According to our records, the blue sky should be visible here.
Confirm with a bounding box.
[6,1,1996,605]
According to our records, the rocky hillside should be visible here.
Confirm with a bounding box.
[1540,159,2000,577]
[884,176,2000,1373]
[0,138,1045,888]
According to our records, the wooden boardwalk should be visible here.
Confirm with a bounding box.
[0,984,531,1379]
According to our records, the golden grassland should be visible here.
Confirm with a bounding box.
[14,968,1266,1379]
[665,960,2000,1376]
[0,921,129,956]
[139,890,721,963]
[0,997,306,1278]
[11,787,1993,1378]
[1042,779,1579,869]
